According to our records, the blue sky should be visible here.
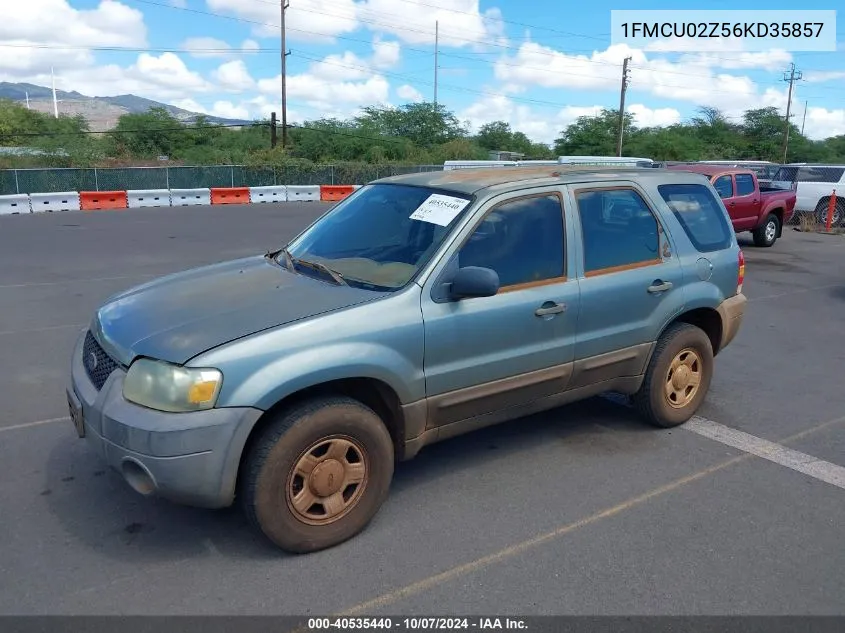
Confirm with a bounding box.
[3,0,845,141]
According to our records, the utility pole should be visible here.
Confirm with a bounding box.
[281,0,290,148]
[616,56,631,157]
[25,92,30,109]
[270,111,277,148]
[801,100,808,136]
[434,20,439,105]
[781,62,802,163]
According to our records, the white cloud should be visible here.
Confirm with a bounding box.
[241,39,260,53]
[802,107,845,140]
[372,37,401,70]
[0,0,147,75]
[213,60,255,92]
[170,98,208,114]
[804,71,845,83]
[627,104,681,127]
[259,72,390,118]
[206,0,361,40]
[397,84,424,102]
[493,40,798,117]
[182,37,232,59]
[209,101,251,120]
[679,50,792,71]
[41,52,213,102]
[359,0,507,48]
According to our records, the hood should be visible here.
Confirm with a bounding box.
[93,255,383,365]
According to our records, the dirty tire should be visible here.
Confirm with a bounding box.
[752,213,779,247]
[240,396,394,554]
[633,322,714,429]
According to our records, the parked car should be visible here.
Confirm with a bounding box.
[666,165,796,247]
[67,166,747,554]
[770,163,845,227]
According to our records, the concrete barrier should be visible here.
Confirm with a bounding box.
[286,185,321,202]
[80,190,128,211]
[249,186,288,203]
[210,187,251,205]
[0,194,31,215]
[320,185,356,202]
[170,188,211,206]
[127,189,171,209]
[29,192,81,213]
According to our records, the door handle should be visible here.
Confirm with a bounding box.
[535,302,567,317]
[648,281,673,294]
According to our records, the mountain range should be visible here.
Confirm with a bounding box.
[0,82,253,131]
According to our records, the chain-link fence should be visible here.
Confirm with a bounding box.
[0,164,445,196]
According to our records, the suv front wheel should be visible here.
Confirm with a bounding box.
[633,322,714,428]
[240,395,394,553]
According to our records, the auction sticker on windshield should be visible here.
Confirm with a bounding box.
[409,194,471,226]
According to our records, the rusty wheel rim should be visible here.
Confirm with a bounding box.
[665,348,703,409]
[286,435,369,526]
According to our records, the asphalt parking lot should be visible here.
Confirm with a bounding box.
[1,203,844,615]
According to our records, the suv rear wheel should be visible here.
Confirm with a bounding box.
[633,322,714,428]
[240,396,394,553]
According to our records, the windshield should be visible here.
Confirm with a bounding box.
[285,184,474,291]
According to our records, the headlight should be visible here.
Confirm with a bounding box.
[123,358,223,413]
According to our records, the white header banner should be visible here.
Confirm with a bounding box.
[611,10,837,52]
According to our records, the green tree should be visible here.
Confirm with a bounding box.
[108,107,186,159]
[554,109,633,156]
[355,102,466,148]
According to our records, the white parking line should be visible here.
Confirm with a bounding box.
[685,416,845,491]
[0,416,70,434]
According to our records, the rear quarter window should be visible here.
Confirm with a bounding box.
[774,166,845,183]
[657,183,733,253]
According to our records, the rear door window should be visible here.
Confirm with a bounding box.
[735,174,756,196]
[657,184,733,252]
[575,188,661,274]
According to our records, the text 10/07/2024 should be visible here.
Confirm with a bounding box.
[307,618,528,630]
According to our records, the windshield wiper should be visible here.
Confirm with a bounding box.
[296,258,348,286]
[265,247,295,272]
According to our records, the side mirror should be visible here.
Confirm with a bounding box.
[449,266,500,300]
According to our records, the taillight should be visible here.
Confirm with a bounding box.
[737,249,745,295]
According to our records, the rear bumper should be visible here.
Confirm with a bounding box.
[716,293,747,352]
[68,330,263,509]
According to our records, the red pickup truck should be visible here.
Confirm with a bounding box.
[666,165,796,247]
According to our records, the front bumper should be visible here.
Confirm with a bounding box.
[67,331,263,509]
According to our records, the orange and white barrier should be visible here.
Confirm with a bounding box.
[80,190,128,211]
[320,185,355,202]
[210,187,251,205]
[2,183,362,214]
